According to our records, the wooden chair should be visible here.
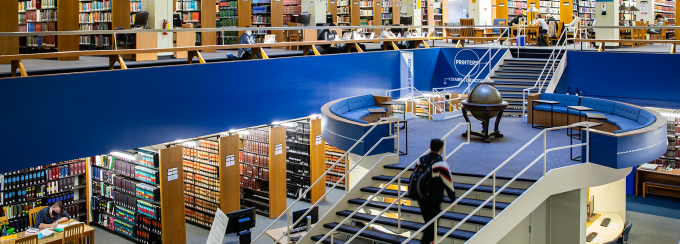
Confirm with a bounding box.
[547,21,563,45]
[29,206,47,228]
[444,22,460,43]
[63,223,84,244]
[460,18,476,44]
[15,234,38,244]
[0,216,7,226]
[285,23,301,50]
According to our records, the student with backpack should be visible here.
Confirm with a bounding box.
[408,139,456,244]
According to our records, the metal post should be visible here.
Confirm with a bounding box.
[287,210,291,244]
[113,30,118,50]
[492,172,496,219]
[398,177,402,233]
[434,218,438,244]
[543,132,547,175]
[586,126,590,163]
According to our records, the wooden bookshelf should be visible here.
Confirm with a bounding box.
[496,0,508,20]
[325,144,347,190]
[202,0,217,50]
[351,0,361,26]
[309,119,326,203]
[373,0,382,26]
[338,0,351,26]
[58,0,79,60]
[182,140,220,228]
[560,0,572,24]
[269,126,286,218]
[0,0,19,64]
[392,0,400,24]
[221,135,241,213]
[328,0,338,24]
[422,0,434,34]
[160,147,187,244]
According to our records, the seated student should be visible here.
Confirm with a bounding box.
[566,11,580,33]
[314,23,342,54]
[237,26,262,59]
[509,14,525,36]
[34,201,70,229]
[531,14,548,35]
[648,14,665,34]
[380,27,400,50]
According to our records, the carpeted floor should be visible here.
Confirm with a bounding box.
[626,210,680,244]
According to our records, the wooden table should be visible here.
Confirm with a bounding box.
[174,30,195,59]
[265,224,317,244]
[585,212,624,244]
[636,166,680,198]
[510,26,539,45]
[0,219,95,244]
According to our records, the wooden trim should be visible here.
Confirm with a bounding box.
[328,0,338,24]
[269,126,287,219]
[671,43,676,54]
[346,43,363,52]
[271,0,284,44]
[220,135,241,213]
[302,45,321,56]
[57,0,79,60]
[85,157,90,225]
[109,55,128,70]
[160,147,187,244]
[10,60,27,77]
[112,0,131,30]
[0,0,19,64]
[202,0,217,50]
[392,0,401,24]
[495,0,508,20]
[252,47,269,59]
[351,0,360,26]
[188,50,206,64]
[310,119,326,203]
[320,95,394,127]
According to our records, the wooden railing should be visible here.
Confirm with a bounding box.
[570,38,679,53]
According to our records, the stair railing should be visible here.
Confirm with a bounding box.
[250,116,402,244]
[315,122,471,244]
[385,87,443,118]
[403,121,599,244]
[431,27,513,110]
[522,29,569,118]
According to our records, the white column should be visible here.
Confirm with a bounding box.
[144,0,174,57]
[595,0,620,47]
[308,0,329,25]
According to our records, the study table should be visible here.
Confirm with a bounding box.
[0,219,95,244]
[636,165,680,198]
[265,224,319,244]
[585,212,624,244]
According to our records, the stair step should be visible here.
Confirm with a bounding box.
[347,198,492,225]
[382,164,537,183]
[499,66,545,70]
[501,94,525,99]
[493,75,552,79]
[323,222,421,244]
[336,211,477,241]
[311,235,348,244]
[492,81,539,86]
[496,87,546,92]
[371,176,527,196]
[359,187,512,210]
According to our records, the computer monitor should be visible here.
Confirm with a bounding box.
[225,208,256,235]
[326,13,334,23]
[173,13,182,27]
[400,16,413,26]
[292,206,318,229]
[586,196,595,221]
[298,14,311,26]
[133,11,149,28]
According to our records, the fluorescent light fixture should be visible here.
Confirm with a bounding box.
[272,121,282,125]
[237,130,251,135]
[281,122,297,127]
[309,114,321,118]
[110,152,136,161]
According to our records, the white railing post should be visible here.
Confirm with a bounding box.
[492,172,496,219]
[543,132,547,176]
[434,218,438,244]
[397,177,402,233]
[586,126,590,163]
[287,210,291,244]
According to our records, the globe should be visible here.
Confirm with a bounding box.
[467,83,503,120]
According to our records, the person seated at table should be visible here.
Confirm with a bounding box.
[648,14,665,34]
[34,201,70,229]
[238,26,262,59]
[531,14,548,35]
[380,27,401,50]
[566,11,581,33]
[401,28,417,49]
[509,14,525,36]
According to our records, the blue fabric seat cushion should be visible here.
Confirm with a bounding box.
[602,114,630,126]
[540,93,580,107]
[343,110,370,123]
[533,104,568,114]
[579,97,616,114]
[613,103,641,121]
[614,121,643,133]
[346,95,375,111]
[637,110,656,127]
[330,100,350,116]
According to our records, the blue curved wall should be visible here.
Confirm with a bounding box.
[320,114,395,156]
[583,124,667,169]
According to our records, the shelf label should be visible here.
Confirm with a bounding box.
[225,154,236,167]
[167,167,178,181]
[315,135,323,145]
[498,3,504,6]
[395,3,398,6]
[354,1,358,4]
[563,1,568,5]
[275,144,283,155]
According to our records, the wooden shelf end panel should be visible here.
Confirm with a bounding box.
[160,147,187,244]
[269,126,287,219]
[220,135,242,213]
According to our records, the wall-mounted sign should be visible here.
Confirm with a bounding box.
[354,1,358,4]
[225,154,235,167]
[529,3,535,6]
[315,135,323,145]
[167,167,178,181]
[562,1,568,5]
[498,3,504,6]
[395,3,398,6]
[275,144,283,155]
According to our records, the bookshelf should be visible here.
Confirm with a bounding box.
[508,0,527,21]
[0,159,89,232]
[238,126,287,219]
[218,0,239,44]
[359,0,374,26]
[285,120,312,202]
[181,139,221,228]
[421,0,434,34]
[574,0,595,26]
[381,0,401,25]
[648,115,678,169]
[251,0,273,42]
[78,0,113,50]
[283,0,301,24]
[654,0,676,39]
[433,0,446,36]
[91,151,163,243]
[337,0,351,26]
[0,1,19,63]
[329,0,338,24]
[130,0,142,25]
[325,144,347,190]
[19,0,58,52]
[539,0,561,21]
[159,147,188,244]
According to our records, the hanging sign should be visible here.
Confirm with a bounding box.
[167,168,178,181]
[275,144,283,155]
[225,154,235,167]
[315,135,323,145]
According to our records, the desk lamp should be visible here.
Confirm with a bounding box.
[527,7,540,23]
[619,4,630,25]
[628,6,639,25]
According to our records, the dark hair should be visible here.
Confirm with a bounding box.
[656,14,663,19]
[573,11,578,15]
[430,139,444,153]
[51,201,65,212]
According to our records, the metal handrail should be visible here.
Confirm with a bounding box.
[315,122,471,244]
[250,116,401,244]
[402,121,598,244]
[522,29,569,118]
[385,87,442,117]
[431,27,513,108]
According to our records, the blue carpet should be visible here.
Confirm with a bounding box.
[627,195,680,220]
[397,116,580,180]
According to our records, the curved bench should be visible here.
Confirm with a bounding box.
[528,93,667,169]
[321,94,395,156]
[532,93,656,133]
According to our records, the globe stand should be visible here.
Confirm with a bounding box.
[460,101,508,143]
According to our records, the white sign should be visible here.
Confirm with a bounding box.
[225,154,235,167]
[400,51,414,99]
[315,135,322,145]
[275,144,283,155]
[206,208,229,244]
[167,168,178,181]
[602,186,612,191]
[640,1,648,14]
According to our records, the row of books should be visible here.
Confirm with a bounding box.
[240,151,269,167]
[219,0,238,8]
[183,140,219,154]
[337,0,350,6]
[240,164,270,180]
[338,6,351,14]
[185,209,214,227]
[539,1,561,7]
[80,22,111,31]
[93,181,114,199]
[183,147,218,166]
[1,162,83,191]
[220,8,238,18]
[382,13,393,19]
[242,140,269,156]
[243,130,270,142]
[131,1,143,12]
[2,200,40,222]
[253,6,271,13]
[79,1,111,12]
[137,200,160,219]
[177,1,201,11]
[184,185,219,202]
[19,0,56,11]
[338,16,351,23]
[240,176,261,190]
[184,172,219,191]
[183,160,218,179]
[578,1,595,7]
[179,12,201,22]
[578,8,594,13]
[360,10,374,16]
[137,214,162,235]
[283,5,301,15]
[79,12,112,23]
[136,183,160,202]
[359,0,373,7]
[360,19,374,26]
[23,10,57,22]
[252,0,272,3]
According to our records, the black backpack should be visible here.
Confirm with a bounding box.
[407,156,440,200]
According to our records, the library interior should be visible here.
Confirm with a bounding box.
[1,0,680,244]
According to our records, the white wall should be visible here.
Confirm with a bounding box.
[479,0,492,25]
[588,178,627,221]
[595,0,619,46]
[144,0,173,57]
[468,0,480,24]
[447,0,468,23]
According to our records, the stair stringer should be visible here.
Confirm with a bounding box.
[298,153,400,244]
[544,53,567,94]
[465,163,631,244]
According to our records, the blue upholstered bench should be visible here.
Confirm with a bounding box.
[329,94,386,124]
[532,94,656,133]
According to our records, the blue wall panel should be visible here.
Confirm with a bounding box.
[559,52,680,108]
[0,51,403,171]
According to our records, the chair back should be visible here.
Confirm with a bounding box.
[63,223,84,244]
[661,21,668,36]
[114,27,126,44]
[0,216,8,226]
[29,206,47,228]
[460,18,475,37]
[15,234,38,244]
[492,18,506,35]
[621,221,632,243]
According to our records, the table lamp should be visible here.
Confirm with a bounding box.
[619,4,630,25]
[527,6,540,22]
[628,6,639,24]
